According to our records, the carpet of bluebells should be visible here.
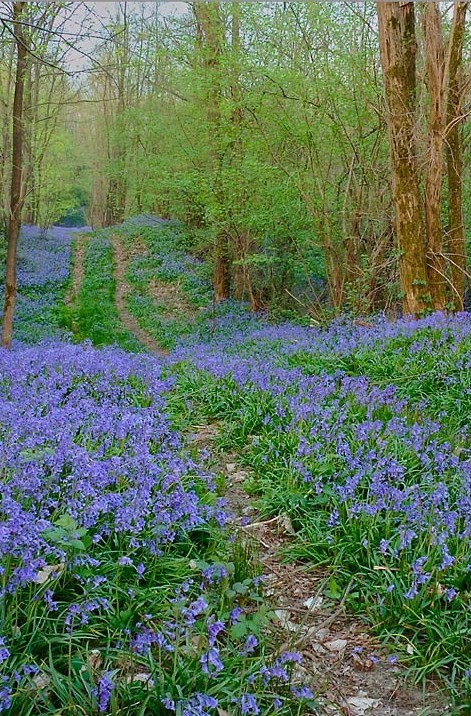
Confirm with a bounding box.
[119,219,222,350]
[0,228,317,715]
[0,226,79,345]
[173,311,471,700]
[70,218,471,706]
[2,220,471,711]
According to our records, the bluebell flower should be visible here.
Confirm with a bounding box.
[239,693,259,715]
[291,685,314,700]
[200,647,223,676]
[93,672,115,713]
[239,635,258,655]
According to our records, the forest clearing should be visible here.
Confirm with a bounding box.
[0,2,471,715]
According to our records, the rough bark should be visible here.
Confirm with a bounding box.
[445,2,468,310]
[214,237,231,300]
[193,1,231,302]
[2,2,27,348]
[377,2,429,316]
[423,3,447,310]
[230,3,244,303]
[113,1,128,223]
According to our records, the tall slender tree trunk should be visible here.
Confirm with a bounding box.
[423,4,447,310]
[194,1,231,302]
[229,3,247,304]
[446,2,468,310]
[0,40,16,230]
[2,2,27,348]
[214,239,231,300]
[114,1,128,223]
[377,2,429,316]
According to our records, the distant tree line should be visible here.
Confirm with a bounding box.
[1,1,471,346]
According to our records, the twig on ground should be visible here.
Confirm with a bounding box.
[293,579,354,650]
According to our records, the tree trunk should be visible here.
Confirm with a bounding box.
[229,2,244,302]
[2,2,27,348]
[114,1,128,223]
[445,2,468,310]
[214,235,231,300]
[423,3,447,310]
[377,2,429,316]
[0,39,16,231]
[193,1,231,302]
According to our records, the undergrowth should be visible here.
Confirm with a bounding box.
[0,224,318,715]
[9,220,471,712]
[59,232,142,351]
[168,315,471,712]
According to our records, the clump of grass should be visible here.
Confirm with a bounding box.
[61,233,142,351]
[168,312,471,709]
[0,226,75,344]
[0,344,316,715]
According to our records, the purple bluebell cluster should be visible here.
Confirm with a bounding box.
[0,333,315,713]
[0,342,232,712]
[174,308,471,370]
[0,342,220,598]
[171,309,471,682]
[15,225,77,287]
[173,312,471,562]
[126,577,315,716]
[0,225,77,343]
[93,672,115,713]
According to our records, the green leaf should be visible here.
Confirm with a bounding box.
[20,447,55,461]
[55,514,78,531]
[325,577,341,600]
[67,539,87,551]
[230,621,247,639]
[43,527,68,543]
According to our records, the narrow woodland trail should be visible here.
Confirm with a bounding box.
[109,233,169,357]
[68,229,448,716]
[201,435,447,716]
[65,232,88,305]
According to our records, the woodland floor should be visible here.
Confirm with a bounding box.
[109,232,169,357]
[66,232,88,307]
[66,228,449,716]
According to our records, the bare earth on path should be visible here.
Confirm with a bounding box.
[109,233,169,357]
[190,426,450,716]
[65,232,88,306]
[88,231,450,716]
